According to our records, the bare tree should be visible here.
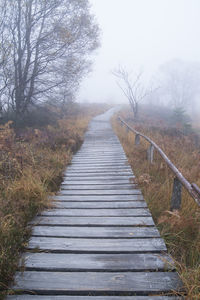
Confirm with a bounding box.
[0,0,99,120]
[49,55,91,116]
[113,66,150,120]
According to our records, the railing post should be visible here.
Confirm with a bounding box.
[126,126,129,133]
[170,177,182,211]
[147,144,154,163]
[135,134,140,145]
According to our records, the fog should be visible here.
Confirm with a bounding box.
[78,0,200,109]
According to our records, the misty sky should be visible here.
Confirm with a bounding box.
[78,0,200,103]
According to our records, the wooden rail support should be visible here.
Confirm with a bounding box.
[118,116,200,208]
[192,183,200,197]
[147,144,154,164]
[135,134,140,145]
[170,177,182,211]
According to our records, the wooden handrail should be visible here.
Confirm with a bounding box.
[118,116,200,207]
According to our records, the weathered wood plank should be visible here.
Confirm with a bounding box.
[53,201,147,208]
[75,148,125,152]
[11,271,182,294]
[64,172,134,176]
[58,190,142,196]
[71,160,128,164]
[71,158,127,161]
[21,253,174,271]
[27,237,166,253]
[65,170,133,174]
[61,180,133,185]
[66,167,132,172]
[77,146,124,148]
[66,168,132,172]
[68,162,129,166]
[31,216,154,226]
[63,176,135,180]
[60,184,137,190]
[40,208,150,217]
[67,167,132,172]
[53,195,144,201]
[6,296,181,300]
[74,154,127,158]
[32,226,159,238]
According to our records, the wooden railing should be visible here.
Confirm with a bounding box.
[118,116,200,209]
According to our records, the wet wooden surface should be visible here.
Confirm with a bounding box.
[30,216,155,226]
[20,252,174,271]
[39,208,151,216]
[7,296,180,300]
[10,271,182,294]
[52,200,147,208]
[27,237,167,253]
[8,108,182,299]
[31,226,160,238]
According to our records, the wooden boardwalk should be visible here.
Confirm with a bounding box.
[7,109,182,299]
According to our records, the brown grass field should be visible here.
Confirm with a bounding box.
[113,107,200,299]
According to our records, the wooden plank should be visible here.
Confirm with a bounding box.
[64,172,134,176]
[75,149,125,152]
[21,253,174,271]
[68,160,129,164]
[6,296,181,299]
[31,216,154,226]
[67,167,132,171]
[74,153,126,157]
[75,148,125,151]
[31,226,160,238]
[40,208,151,217]
[60,184,137,190]
[63,176,135,180]
[65,168,132,172]
[75,146,124,148]
[69,162,129,166]
[53,195,144,201]
[65,170,133,174]
[71,158,127,162]
[66,167,133,171]
[71,160,127,164]
[53,201,147,209]
[27,237,166,253]
[78,145,123,148]
[75,154,126,156]
[75,147,123,149]
[11,271,182,294]
[61,180,134,185]
[58,190,142,196]
[79,144,123,146]
[74,155,127,159]
[77,146,124,148]
[73,157,127,160]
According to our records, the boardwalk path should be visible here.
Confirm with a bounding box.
[8,109,182,299]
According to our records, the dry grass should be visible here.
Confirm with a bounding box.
[113,109,200,299]
[0,104,107,297]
